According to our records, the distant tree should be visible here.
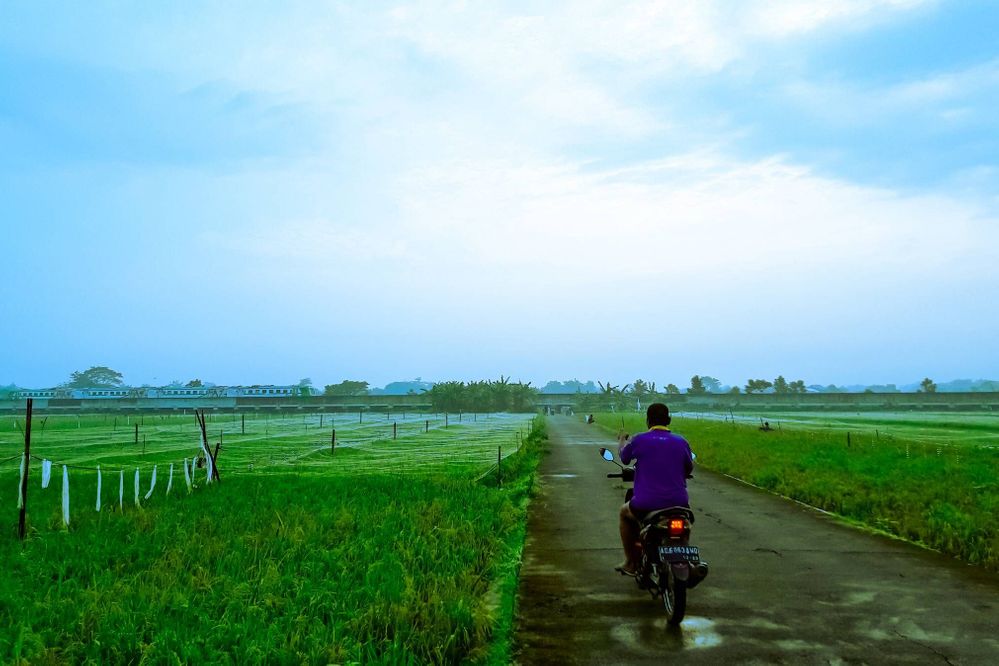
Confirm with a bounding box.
[185,379,203,388]
[424,377,537,413]
[866,383,900,393]
[744,379,773,394]
[700,376,722,393]
[64,366,124,388]
[919,377,937,393]
[728,386,741,394]
[788,380,807,394]
[824,384,841,393]
[688,375,707,396]
[631,379,649,398]
[427,380,466,412]
[665,383,680,394]
[489,375,514,411]
[597,381,622,396]
[508,380,538,412]
[379,380,434,395]
[296,378,314,397]
[324,380,369,396]
[773,375,789,394]
[541,379,598,394]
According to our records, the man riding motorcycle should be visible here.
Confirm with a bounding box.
[615,402,694,577]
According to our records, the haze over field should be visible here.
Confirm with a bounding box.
[2,1,998,388]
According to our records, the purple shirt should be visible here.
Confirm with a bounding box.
[620,428,694,511]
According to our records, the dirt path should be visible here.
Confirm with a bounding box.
[514,416,999,664]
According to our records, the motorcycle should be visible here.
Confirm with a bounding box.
[600,446,708,625]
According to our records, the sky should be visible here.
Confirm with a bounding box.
[2,0,998,390]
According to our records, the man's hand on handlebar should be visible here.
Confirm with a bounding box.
[617,431,630,456]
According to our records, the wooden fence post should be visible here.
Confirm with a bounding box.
[425,420,429,433]
[18,399,33,540]
[497,446,502,487]
[331,429,336,455]
[195,409,221,482]
[393,422,397,440]
[242,413,245,435]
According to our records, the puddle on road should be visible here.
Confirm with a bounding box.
[544,473,579,478]
[611,616,722,653]
[671,617,723,649]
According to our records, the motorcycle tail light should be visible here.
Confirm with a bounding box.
[668,518,685,535]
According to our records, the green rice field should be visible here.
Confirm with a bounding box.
[0,411,531,478]
[598,410,999,568]
[675,410,999,447]
[0,411,546,664]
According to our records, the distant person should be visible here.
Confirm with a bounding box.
[586,414,594,424]
[759,421,773,431]
[615,403,694,577]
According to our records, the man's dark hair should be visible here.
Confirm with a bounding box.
[646,402,671,428]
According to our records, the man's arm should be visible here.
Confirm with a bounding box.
[684,441,694,477]
[619,433,635,464]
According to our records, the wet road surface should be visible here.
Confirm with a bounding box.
[514,416,999,664]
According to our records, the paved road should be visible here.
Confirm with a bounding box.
[514,416,999,665]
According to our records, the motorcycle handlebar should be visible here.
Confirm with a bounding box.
[607,473,622,478]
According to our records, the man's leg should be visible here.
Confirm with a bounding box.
[618,503,642,574]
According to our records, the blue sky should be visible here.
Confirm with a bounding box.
[2,1,998,389]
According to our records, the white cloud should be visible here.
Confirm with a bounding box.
[393,150,995,287]
[217,148,996,305]
[782,57,999,129]
[748,0,933,37]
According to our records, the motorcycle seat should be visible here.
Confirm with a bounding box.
[641,506,695,526]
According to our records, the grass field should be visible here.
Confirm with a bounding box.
[675,410,999,447]
[597,411,999,569]
[0,411,528,477]
[1,411,545,664]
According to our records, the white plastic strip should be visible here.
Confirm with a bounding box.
[119,470,124,511]
[134,468,140,508]
[41,459,52,489]
[144,465,157,500]
[96,465,102,512]
[61,465,70,526]
[166,463,174,496]
[183,457,192,492]
[17,453,25,509]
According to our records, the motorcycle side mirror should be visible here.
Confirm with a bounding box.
[600,448,614,461]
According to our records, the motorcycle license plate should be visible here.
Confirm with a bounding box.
[659,545,699,562]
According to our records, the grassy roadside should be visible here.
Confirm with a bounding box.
[477,416,547,665]
[596,412,999,569]
[0,417,547,664]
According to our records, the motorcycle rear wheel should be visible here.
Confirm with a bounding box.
[660,567,687,625]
